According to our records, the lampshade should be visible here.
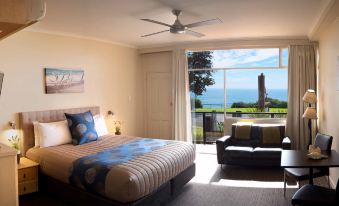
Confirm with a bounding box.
[303,107,317,119]
[302,89,317,104]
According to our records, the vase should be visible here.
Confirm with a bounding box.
[17,153,21,164]
[115,131,121,135]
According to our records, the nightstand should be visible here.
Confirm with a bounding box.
[18,157,39,195]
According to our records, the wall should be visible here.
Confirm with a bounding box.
[317,4,339,185]
[0,31,142,144]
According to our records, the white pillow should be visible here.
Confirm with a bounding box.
[94,115,109,137]
[36,120,72,148]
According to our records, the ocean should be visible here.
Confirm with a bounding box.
[192,88,287,108]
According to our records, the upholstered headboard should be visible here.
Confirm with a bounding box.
[19,106,100,156]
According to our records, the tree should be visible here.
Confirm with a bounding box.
[188,51,215,96]
[191,98,203,108]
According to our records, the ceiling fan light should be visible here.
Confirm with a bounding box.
[170,27,186,34]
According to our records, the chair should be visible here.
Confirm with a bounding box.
[291,178,339,206]
[284,133,333,196]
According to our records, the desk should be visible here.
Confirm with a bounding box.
[281,150,339,184]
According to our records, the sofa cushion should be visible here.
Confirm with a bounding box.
[225,146,253,159]
[232,124,261,138]
[261,126,282,146]
[234,124,252,140]
[253,147,282,159]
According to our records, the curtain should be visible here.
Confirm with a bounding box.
[172,49,192,142]
[286,45,317,150]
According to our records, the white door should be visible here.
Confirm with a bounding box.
[146,72,172,139]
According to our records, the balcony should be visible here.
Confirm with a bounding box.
[191,111,287,144]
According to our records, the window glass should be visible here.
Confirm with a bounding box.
[225,69,287,118]
[212,48,280,68]
[282,48,289,67]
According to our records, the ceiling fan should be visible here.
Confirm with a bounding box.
[140,9,222,38]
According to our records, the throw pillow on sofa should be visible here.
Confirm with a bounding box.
[261,126,281,145]
[234,124,252,140]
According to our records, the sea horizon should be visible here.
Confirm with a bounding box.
[191,88,288,108]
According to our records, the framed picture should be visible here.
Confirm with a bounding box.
[0,72,3,96]
[45,68,84,94]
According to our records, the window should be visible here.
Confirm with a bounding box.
[188,48,288,143]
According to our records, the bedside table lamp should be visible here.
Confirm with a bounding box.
[302,89,317,146]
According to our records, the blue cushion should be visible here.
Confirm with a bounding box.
[65,111,98,145]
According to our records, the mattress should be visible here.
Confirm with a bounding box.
[26,135,195,203]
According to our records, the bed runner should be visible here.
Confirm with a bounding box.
[69,138,173,196]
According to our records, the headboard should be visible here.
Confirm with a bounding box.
[19,106,100,156]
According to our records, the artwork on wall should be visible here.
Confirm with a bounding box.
[45,68,84,94]
[0,72,3,96]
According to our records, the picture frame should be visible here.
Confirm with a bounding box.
[45,68,84,94]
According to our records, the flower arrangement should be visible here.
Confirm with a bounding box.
[8,135,20,152]
[113,120,122,135]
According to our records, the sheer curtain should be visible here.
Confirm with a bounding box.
[286,44,317,150]
[172,49,192,142]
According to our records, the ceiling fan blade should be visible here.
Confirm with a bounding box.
[141,30,169,37]
[185,18,222,28]
[140,19,172,28]
[186,29,205,38]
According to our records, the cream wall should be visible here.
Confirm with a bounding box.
[317,6,339,185]
[0,31,142,144]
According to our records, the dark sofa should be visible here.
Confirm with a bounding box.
[216,124,291,167]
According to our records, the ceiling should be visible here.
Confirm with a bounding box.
[27,0,332,48]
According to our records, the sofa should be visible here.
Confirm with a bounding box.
[216,123,291,167]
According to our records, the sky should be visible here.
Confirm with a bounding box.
[200,48,288,89]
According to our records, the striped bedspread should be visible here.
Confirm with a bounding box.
[26,135,195,203]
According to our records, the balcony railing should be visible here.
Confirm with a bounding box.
[191,111,287,144]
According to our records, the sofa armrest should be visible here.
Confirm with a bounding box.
[216,135,232,164]
[282,136,291,150]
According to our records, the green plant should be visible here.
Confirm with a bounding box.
[191,98,203,108]
[192,126,203,142]
[216,121,224,134]
[188,51,215,96]
[8,135,20,151]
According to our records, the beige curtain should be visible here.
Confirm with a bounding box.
[172,49,192,142]
[286,45,317,150]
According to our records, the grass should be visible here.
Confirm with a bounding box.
[195,108,288,113]
[192,125,203,142]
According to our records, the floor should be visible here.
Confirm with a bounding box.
[20,144,328,206]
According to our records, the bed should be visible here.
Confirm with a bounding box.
[19,106,196,206]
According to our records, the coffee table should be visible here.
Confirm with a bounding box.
[281,150,339,184]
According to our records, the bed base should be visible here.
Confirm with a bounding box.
[39,163,195,206]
